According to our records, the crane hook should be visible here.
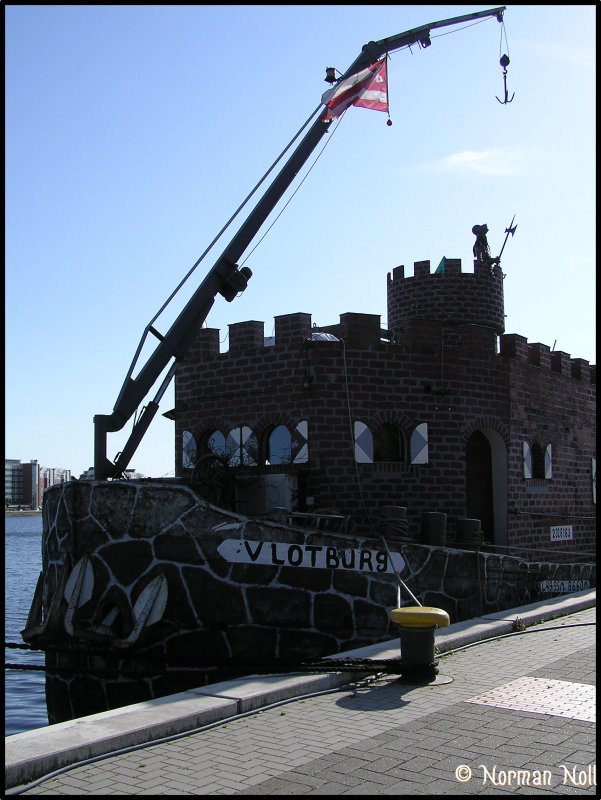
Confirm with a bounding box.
[496,54,515,105]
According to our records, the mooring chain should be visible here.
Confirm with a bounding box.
[5,654,419,676]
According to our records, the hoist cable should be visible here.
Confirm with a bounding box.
[430,17,490,39]
[123,103,326,388]
[499,19,510,59]
[340,338,422,608]
[240,113,343,267]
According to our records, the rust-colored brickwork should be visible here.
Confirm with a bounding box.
[175,259,596,554]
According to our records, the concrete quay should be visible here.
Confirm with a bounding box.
[5,589,596,795]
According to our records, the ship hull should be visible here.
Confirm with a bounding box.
[24,480,595,722]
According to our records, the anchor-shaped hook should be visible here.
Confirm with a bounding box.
[496,54,515,104]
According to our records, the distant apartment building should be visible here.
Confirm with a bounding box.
[40,467,71,494]
[5,460,71,508]
[21,461,41,509]
[5,459,23,506]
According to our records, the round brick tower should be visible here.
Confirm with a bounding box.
[387,258,505,353]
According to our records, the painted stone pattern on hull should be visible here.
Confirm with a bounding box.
[38,481,595,722]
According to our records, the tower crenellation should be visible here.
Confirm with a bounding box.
[387,258,505,344]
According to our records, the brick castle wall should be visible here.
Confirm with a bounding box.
[175,259,596,554]
[500,334,595,552]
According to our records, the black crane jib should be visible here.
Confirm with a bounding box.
[93,5,506,480]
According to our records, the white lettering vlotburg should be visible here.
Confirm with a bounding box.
[217,539,405,574]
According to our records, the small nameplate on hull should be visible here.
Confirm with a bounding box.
[217,539,405,574]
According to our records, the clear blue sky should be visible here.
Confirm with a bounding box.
[6,4,596,479]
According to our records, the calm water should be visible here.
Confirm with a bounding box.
[5,513,49,737]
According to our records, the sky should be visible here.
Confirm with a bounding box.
[5,4,596,480]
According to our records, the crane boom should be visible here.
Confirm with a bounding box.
[94,5,506,480]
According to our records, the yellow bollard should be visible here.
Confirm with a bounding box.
[389,606,450,679]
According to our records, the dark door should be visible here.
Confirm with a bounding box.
[466,431,494,542]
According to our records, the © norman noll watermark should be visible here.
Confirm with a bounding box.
[454,763,596,788]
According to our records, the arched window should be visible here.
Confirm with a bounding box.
[182,431,197,469]
[205,430,226,458]
[266,422,309,465]
[226,426,258,466]
[523,440,552,480]
[374,423,405,462]
[531,441,545,478]
[267,425,292,465]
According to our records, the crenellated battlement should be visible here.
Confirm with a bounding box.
[388,257,503,282]
[187,311,388,358]
[186,266,594,387]
[229,320,265,351]
[176,259,595,558]
[189,304,596,383]
[500,333,595,384]
[387,258,505,339]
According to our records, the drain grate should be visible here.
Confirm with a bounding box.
[466,676,595,722]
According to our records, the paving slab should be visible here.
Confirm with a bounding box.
[5,591,595,794]
[5,691,237,789]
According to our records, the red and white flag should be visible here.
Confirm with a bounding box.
[321,58,388,122]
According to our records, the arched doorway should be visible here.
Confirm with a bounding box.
[465,429,507,546]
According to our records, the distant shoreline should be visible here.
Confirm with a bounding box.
[5,511,42,517]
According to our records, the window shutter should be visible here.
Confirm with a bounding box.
[410,423,428,465]
[354,421,373,463]
[523,441,532,479]
[544,444,553,479]
[225,429,239,462]
[182,431,197,469]
[292,421,309,464]
[241,426,258,466]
